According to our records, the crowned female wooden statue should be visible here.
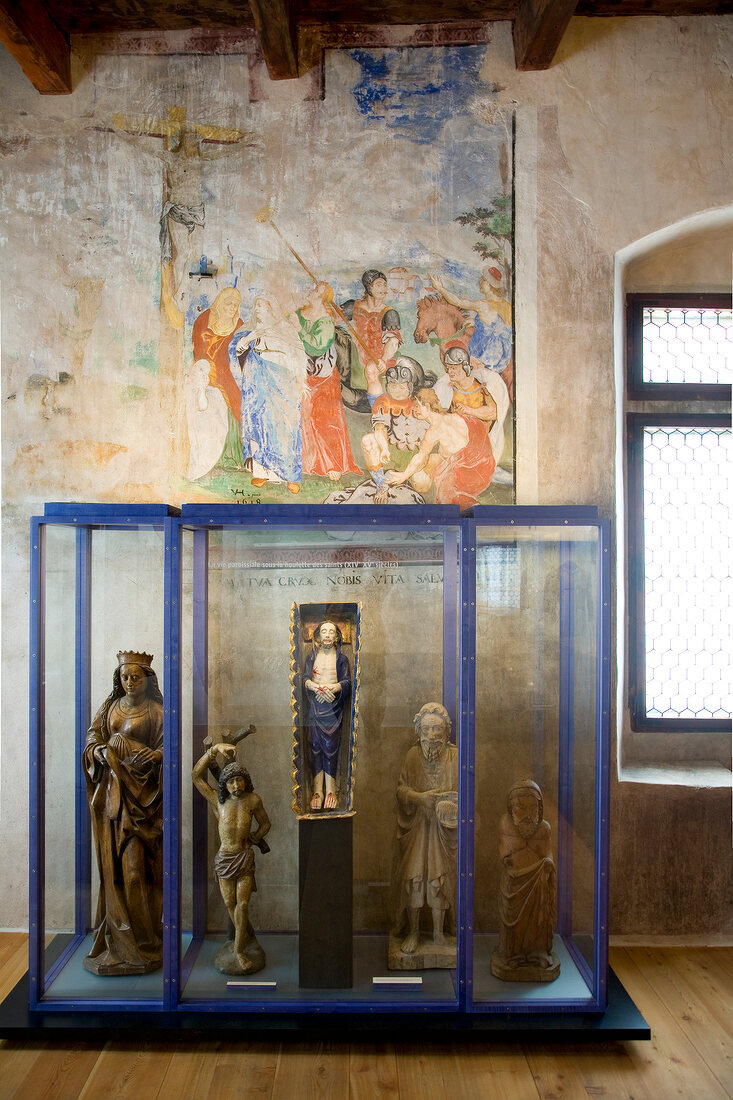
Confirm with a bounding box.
[82,651,164,975]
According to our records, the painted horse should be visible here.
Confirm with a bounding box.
[413,295,473,351]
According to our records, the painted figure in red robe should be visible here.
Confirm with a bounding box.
[296,282,361,481]
[340,269,403,400]
[191,287,245,468]
[384,387,496,509]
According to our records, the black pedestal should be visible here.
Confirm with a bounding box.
[0,965,651,1040]
[298,815,353,989]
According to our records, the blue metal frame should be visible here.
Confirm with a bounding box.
[28,502,611,1018]
[179,503,461,527]
[28,519,44,1009]
[556,540,575,937]
[163,516,182,1012]
[442,526,460,738]
[191,528,210,947]
[458,518,476,1014]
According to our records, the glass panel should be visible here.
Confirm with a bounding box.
[41,524,77,965]
[40,523,166,1003]
[643,426,731,720]
[473,525,599,1006]
[642,307,732,385]
[180,522,461,1008]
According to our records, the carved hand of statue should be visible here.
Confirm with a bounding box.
[511,843,541,871]
[436,794,459,828]
[132,746,162,765]
[314,683,339,701]
[212,742,236,761]
[415,789,441,813]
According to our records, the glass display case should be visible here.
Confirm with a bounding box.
[29,503,179,1010]
[27,503,610,1022]
[176,505,466,1013]
[464,507,611,1013]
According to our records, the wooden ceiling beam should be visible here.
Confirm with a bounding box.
[513,0,579,70]
[0,0,71,93]
[249,0,299,80]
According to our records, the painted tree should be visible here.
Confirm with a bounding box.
[457,196,513,265]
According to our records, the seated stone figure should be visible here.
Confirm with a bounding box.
[491,779,560,982]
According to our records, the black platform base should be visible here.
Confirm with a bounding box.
[0,968,650,1042]
[299,816,353,989]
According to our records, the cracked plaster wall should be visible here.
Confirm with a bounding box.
[1,16,731,934]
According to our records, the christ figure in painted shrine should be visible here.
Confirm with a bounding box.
[303,620,352,812]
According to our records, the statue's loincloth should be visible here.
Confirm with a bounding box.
[214,845,256,889]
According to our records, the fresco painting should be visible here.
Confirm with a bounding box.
[3,44,513,508]
[179,45,514,507]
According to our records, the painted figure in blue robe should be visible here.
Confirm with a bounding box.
[430,266,514,400]
[229,296,308,493]
[303,621,351,811]
[468,313,512,375]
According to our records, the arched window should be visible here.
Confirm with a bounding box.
[616,212,732,772]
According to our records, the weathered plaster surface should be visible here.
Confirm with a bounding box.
[489,17,733,253]
[1,17,731,933]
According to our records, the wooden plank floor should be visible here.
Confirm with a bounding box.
[0,936,730,1100]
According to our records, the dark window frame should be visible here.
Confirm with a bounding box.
[626,292,731,402]
[626,290,731,734]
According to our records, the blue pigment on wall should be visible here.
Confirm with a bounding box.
[349,46,489,146]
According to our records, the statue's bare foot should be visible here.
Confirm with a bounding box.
[433,931,446,946]
[236,952,254,974]
[401,931,420,954]
[323,791,338,810]
[310,791,323,811]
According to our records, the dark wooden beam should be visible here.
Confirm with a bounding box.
[249,0,299,80]
[0,0,71,93]
[513,0,579,70]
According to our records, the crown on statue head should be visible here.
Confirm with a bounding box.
[117,650,154,669]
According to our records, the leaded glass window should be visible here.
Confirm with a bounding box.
[626,294,731,732]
